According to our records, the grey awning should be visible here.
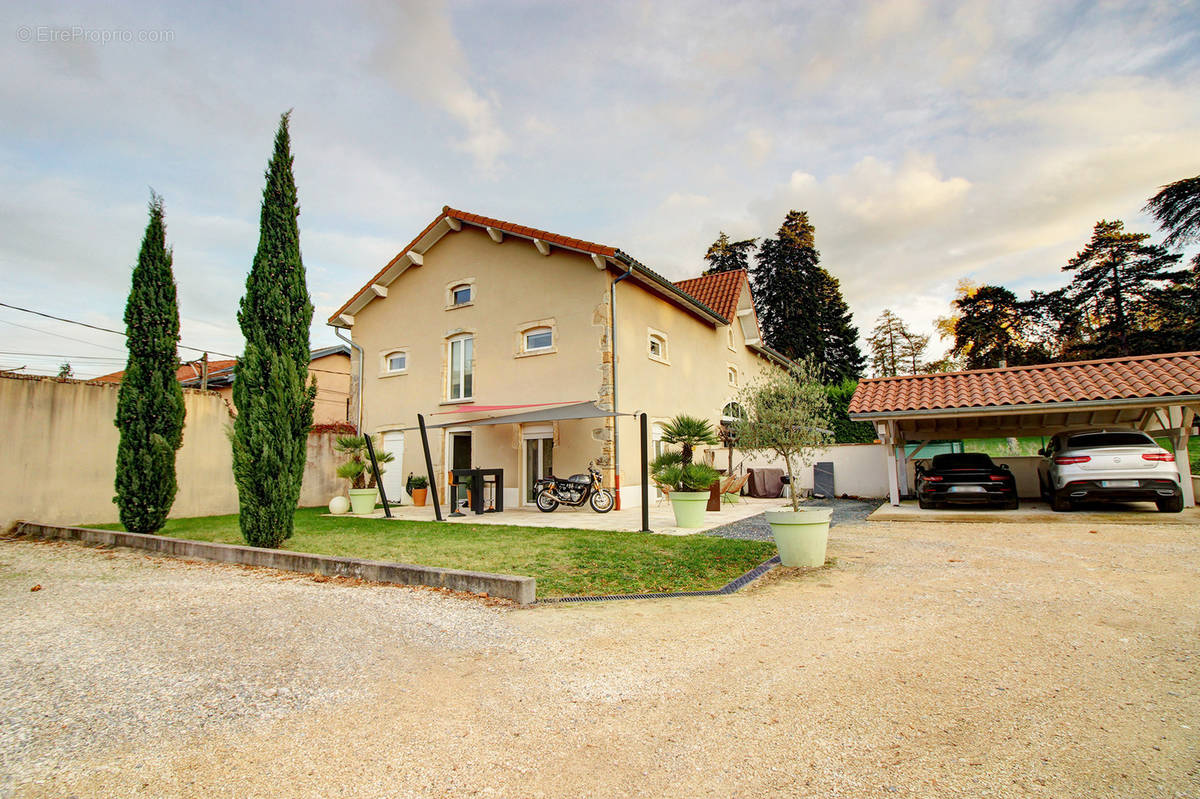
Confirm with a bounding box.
[404,401,628,431]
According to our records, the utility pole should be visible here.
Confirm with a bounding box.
[200,352,209,390]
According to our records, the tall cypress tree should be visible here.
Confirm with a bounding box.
[232,112,316,548]
[751,210,864,382]
[114,194,185,533]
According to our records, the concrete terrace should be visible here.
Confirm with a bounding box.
[337,496,786,536]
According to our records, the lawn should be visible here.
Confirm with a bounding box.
[92,508,777,598]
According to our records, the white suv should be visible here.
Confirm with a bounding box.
[1037,429,1183,513]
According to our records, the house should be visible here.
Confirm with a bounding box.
[328,206,791,509]
[96,345,353,425]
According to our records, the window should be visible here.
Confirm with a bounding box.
[448,335,473,400]
[450,284,473,306]
[648,329,668,363]
[727,327,735,350]
[727,366,738,386]
[383,350,407,375]
[524,327,553,352]
[721,402,745,422]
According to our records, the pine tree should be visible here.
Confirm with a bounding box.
[950,284,1025,369]
[1063,220,1183,357]
[751,210,864,382]
[231,112,317,548]
[1145,173,1200,267]
[702,232,757,275]
[866,310,908,377]
[114,194,185,533]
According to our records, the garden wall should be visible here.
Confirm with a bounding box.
[0,373,345,531]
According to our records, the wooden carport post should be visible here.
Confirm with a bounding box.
[1173,406,1196,508]
[882,421,901,507]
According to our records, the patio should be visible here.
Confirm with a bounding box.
[343,496,785,536]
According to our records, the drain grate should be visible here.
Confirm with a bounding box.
[541,554,782,605]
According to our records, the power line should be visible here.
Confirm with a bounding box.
[0,301,238,358]
[0,351,128,361]
[0,317,128,353]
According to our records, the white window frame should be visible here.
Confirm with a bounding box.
[446,334,474,402]
[727,364,738,387]
[515,318,558,358]
[727,326,735,351]
[380,348,409,377]
[524,327,554,352]
[445,277,477,310]
[648,328,669,365]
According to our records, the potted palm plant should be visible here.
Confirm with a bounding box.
[732,358,835,567]
[410,474,429,506]
[334,435,394,515]
[650,414,722,528]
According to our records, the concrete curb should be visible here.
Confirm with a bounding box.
[14,522,536,604]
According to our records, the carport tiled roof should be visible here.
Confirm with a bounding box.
[849,351,1200,414]
[673,270,746,321]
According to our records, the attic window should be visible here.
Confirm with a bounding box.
[451,284,473,306]
[648,330,669,364]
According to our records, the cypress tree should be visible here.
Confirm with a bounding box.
[114,194,185,533]
[751,210,864,382]
[231,112,316,548]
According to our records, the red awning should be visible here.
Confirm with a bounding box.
[431,400,583,415]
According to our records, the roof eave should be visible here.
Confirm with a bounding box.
[849,393,1200,420]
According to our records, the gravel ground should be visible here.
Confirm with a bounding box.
[3,519,1198,798]
[705,496,886,541]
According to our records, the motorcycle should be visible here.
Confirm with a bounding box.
[534,460,614,513]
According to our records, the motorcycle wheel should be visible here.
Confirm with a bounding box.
[535,489,559,513]
[589,489,614,513]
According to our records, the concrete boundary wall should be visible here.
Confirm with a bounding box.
[16,522,536,604]
[0,373,348,531]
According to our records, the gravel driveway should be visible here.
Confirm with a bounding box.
[705,496,886,540]
[3,519,1198,798]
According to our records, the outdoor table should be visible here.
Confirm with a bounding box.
[449,468,505,515]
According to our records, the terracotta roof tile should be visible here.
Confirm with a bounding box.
[95,359,238,385]
[849,351,1200,414]
[672,270,747,322]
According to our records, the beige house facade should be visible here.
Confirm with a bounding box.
[329,207,790,509]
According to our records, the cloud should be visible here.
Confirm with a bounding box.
[363,0,509,174]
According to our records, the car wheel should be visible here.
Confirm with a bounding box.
[918,495,934,510]
[1156,495,1184,513]
[1004,498,1020,510]
[1051,491,1073,512]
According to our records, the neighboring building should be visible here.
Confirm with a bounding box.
[96,345,352,424]
[328,206,790,508]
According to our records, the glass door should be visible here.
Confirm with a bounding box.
[524,436,553,503]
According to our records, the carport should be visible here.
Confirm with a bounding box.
[848,351,1200,508]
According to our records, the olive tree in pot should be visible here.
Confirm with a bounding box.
[650,415,722,528]
[334,435,394,515]
[732,359,834,566]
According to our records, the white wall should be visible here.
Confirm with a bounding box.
[705,442,890,500]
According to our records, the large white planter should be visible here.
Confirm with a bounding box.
[348,488,378,515]
[766,507,833,567]
[668,491,711,528]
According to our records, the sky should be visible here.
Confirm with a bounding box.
[1,0,1198,378]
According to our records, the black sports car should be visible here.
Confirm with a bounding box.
[915,452,1019,510]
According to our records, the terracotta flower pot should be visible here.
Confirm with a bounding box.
[412,487,428,507]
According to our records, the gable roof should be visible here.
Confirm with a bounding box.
[95,347,349,387]
[673,270,747,321]
[328,206,730,328]
[95,359,238,386]
[849,351,1200,416]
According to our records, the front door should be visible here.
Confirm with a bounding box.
[524,436,553,503]
[450,432,471,506]
[381,430,405,505]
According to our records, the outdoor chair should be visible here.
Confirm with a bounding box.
[722,473,749,504]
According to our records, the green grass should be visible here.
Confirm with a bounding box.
[91,508,777,599]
